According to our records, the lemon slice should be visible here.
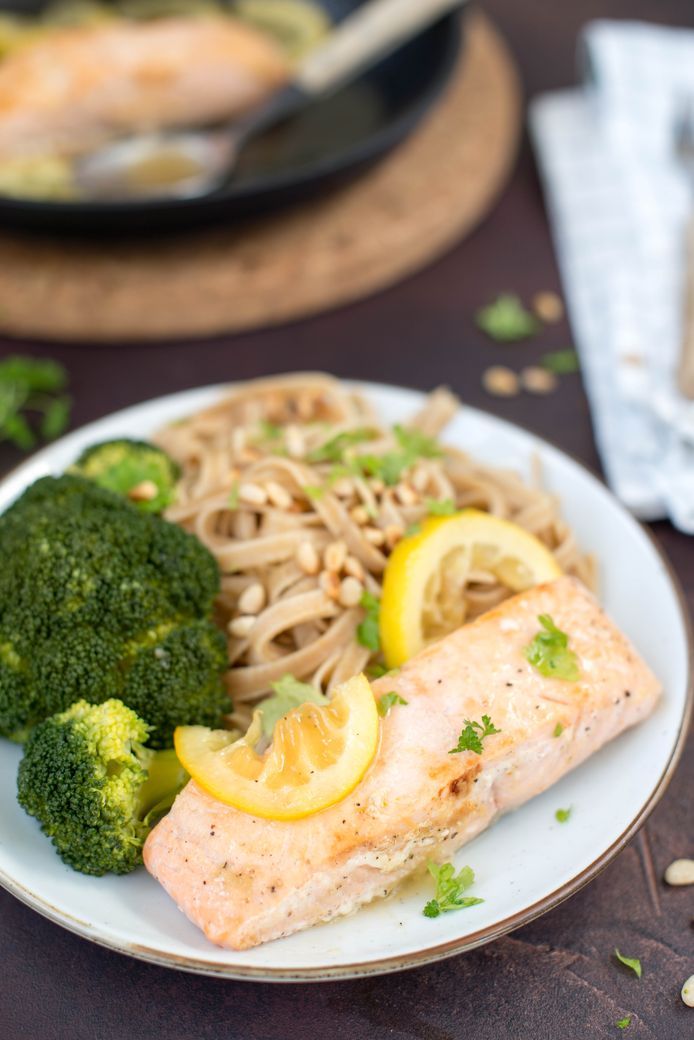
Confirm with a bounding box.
[380,509,562,668]
[174,673,379,821]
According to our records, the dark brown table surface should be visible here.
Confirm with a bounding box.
[1,2,693,1037]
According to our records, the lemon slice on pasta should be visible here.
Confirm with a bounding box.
[380,509,562,668]
[174,673,378,820]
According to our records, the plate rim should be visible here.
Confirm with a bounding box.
[0,378,691,982]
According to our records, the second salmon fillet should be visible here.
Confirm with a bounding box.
[144,576,661,949]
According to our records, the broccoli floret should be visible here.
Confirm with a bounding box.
[17,699,188,876]
[0,475,228,744]
[70,438,180,513]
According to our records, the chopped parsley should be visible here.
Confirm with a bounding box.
[366,662,391,679]
[356,590,380,652]
[404,522,422,538]
[228,481,240,509]
[423,861,483,917]
[614,949,642,979]
[303,484,325,500]
[256,420,284,443]
[449,715,501,755]
[555,807,571,823]
[0,355,71,450]
[553,722,564,737]
[616,1017,632,1031]
[377,692,408,717]
[475,294,540,342]
[307,428,374,464]
[260,674,327,739]
[351,425,442,487]
[542,349,580,374]
[425,497,456,516]
[524,614,580,682]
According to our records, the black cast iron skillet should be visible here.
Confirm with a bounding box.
[0,0,463,235]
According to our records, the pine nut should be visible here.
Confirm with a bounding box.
[266,481,292,509]
[664,859,694,886]
[319,569,341,601]
[338,576,363,607]
[324,540,347,574]
[285,425,305,459]
[344,555,365,581]
[231,428,247,454]
[364,526,385,546]
[296,540,320,575]
[350,505,370,525]
[682,975,694,1008]
[332,477,354,498]
[411,466,429,492]
[395,483,418,507]
[238,582,266,615]
[229,615,256,638]
[297,392,314,421]
[384,524,404,550]
[520,366,558,395]
[482,365,519,397]
[127,479,158,502]
[533,290,564,323]
[239,482,267,506]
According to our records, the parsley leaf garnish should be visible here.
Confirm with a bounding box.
[555,807,571,823]
[449,715,501,755]
[616,1017,632,1030]
[404,522,422,538]
[260,675,327,739]
[553,722,564,737]
[356,591,380,652]
[542,349,580,374]
[425,497,456,516]
[614,949,642,979]
[377,692,408,717]
[307,428,375,464]
[475,294,540,342]
[524,614,580,681]
[350,424,442,487]
[422,861,483,917]
[303,484,325,500]
[0,355,71,450]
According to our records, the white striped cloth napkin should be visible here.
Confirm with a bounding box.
[529,19,694,533]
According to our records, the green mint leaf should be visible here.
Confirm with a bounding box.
[553,722,564,737]
[555,807,571,823]
[425,497,456,516]
[475,294,540,342]
[377,692,408,717]
[449,715,501,755]
[542,349,580,374]
[616,1017,631,1030]
[356,590,380,652]
[260,675,327,739]
[524,614,580,681]
[614,949,642,979]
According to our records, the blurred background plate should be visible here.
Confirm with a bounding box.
[0,0,463,234]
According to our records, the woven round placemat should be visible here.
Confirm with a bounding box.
[0,12,520,342]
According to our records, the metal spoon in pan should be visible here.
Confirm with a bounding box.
[75,0,467,202]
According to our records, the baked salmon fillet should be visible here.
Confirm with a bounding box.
[144,576,661,950]
[0,16,290,160]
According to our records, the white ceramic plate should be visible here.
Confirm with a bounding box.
[0,382,690,981]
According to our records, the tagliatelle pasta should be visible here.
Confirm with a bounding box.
[156,373,596,724]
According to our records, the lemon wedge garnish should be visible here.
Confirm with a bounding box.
[380,509,562,668]
[174,673,379,821]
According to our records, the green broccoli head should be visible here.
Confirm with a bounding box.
[0,475,228,744]
[70,439,180,513]
[17,699,188,876]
